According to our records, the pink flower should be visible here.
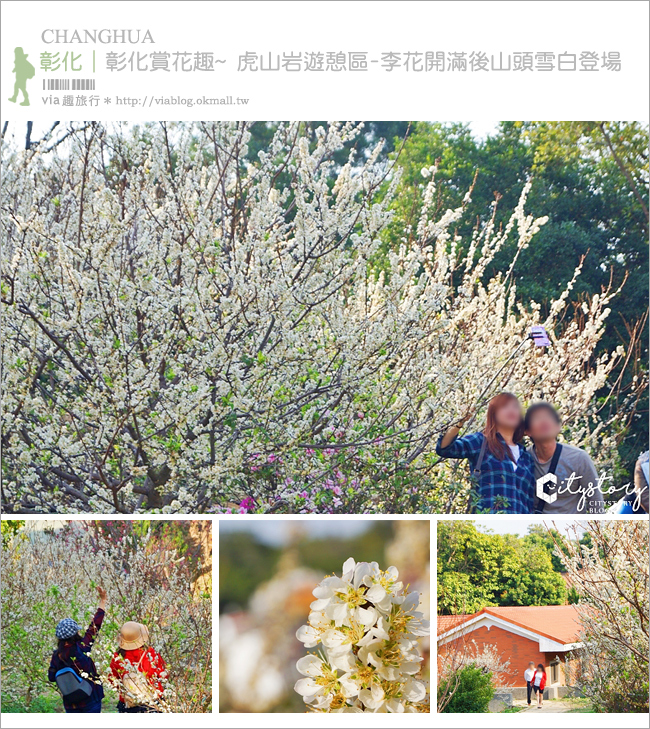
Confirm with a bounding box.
[239,496,255,513]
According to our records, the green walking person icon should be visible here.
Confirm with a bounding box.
[8,47,35,106]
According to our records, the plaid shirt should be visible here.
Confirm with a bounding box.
[48,608,105,710]
[436,432,535,513]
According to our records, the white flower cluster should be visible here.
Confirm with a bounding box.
[295,558,430,712]
[1,121,639,513]
[557,520,649,712]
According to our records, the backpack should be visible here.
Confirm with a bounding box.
[25,60,35,79]
[122,650,159,709]
[55,665,93,704]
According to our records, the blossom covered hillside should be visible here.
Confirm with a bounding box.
[1,122,641,514]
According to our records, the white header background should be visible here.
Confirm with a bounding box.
[1,0,649,120]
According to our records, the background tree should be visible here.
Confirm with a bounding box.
[552,520,648,713]
[384,120,649,483]
[219,520,394,611]
[437,521,567,614]
[523,524,569,572]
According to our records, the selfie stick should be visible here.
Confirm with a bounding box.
[461,326,551,433]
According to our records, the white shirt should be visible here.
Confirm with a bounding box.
[534,671,543,687]
[524,668,535,683]
[509,444,520,471]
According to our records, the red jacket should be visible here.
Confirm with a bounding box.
[110,646,167,704]
[533,669,547,691]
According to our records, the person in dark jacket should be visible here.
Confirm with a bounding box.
[48,586,107,713]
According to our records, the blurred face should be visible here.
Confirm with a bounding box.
[527,407,561,441]
[494,398,523,430]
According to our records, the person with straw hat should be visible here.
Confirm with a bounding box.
[110,621,167,713]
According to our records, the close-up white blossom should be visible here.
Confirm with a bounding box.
[294,558,430,712]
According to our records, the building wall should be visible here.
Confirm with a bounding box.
[439,625,568,687]
[544,652,567,686]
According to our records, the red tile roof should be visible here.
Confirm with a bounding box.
[437,614,470,636]
[438,605,584,644]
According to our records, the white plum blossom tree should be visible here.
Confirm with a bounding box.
[295,557,430,712]
[0,520,212,712]
[436,634,512,712]
[1,121,640,514]
[553,520,649,713]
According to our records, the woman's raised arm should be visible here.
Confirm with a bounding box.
[98,585,107,612]
[439,411,472,450]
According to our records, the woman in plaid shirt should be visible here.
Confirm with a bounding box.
[436,392,535,513]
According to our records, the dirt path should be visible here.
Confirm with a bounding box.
[513,698,583,713]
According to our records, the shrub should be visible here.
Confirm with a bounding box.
[438,664,494,713]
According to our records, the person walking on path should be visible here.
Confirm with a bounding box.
[524,661,536,706]
[8,47,35,106]
[532,664,547,709]
[110,621,168,713]
[48,586,107,713]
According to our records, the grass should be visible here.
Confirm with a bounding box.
[2,688,119,713]
[565,697,594,713]
[1,694,63,713]
[502,706,524,713]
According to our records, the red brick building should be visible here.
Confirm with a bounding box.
[438,605,584,688]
